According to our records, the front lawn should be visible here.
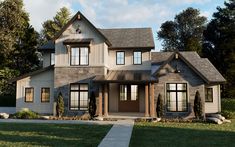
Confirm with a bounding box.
[0,123,111,146]
[130,120,235,147]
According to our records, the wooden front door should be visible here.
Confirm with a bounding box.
[118,85,139,112]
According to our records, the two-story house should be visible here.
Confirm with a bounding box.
[11,11,226,118]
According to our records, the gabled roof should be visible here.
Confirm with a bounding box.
[151,51,226,84]
[53,11,111,46]
[8,65,54,83]
[99,28,154,49]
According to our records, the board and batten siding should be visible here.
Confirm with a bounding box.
[205,85,221,113]
[55,19,108,67]
[108,49,151,70]
[16,69,54,114]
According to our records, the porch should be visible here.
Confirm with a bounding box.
[93,70,157,118]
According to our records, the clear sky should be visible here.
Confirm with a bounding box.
[23,0,226,51]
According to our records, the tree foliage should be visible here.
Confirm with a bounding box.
[158,7,207,53]
[194,91,203,119]
[56,92,64,117]
[203,0,235,98]
[156,93,164,118]
[41,7,71,41]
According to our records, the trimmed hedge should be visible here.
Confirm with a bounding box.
[10,110,39,119]
[0,95,16,107]
[221,98,235,119]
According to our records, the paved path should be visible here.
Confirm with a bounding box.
[98,119,134,147]
[0,119,120,125]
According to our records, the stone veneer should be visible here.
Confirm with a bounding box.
[154,58,205,118]
[54,66,106,116]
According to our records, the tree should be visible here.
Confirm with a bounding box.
[194,91,203,119]
[203,0,235,98]
[41,7,71,41]
[156,93,164,118]
[89,91,97,119]
[56,92,64,117]
[158,7,207,53]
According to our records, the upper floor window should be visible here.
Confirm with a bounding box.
[41,88,50,102]
[50,53,55,65]
[116,51,125,65]
[133,51,142,64]
[25,87,34,103]
[71,47,89,65]
[205,88,213,102]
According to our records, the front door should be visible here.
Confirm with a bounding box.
[119,85,139,112]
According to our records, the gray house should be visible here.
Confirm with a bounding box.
[11,11,226,118]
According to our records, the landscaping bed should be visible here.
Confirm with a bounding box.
[0,123,111,146]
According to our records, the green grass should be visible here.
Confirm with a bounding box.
[0,123,111,146]
[130,120,235,147]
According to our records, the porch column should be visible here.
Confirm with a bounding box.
[150,83,155,117]
[145,84,149,117]
[98,85,103,117]
[104,84,108,117]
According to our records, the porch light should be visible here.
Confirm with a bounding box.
[175,53,179,59]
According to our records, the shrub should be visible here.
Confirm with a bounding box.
[221,98,235,119]
[89,91,96,119]
[10,110,39,119]
[156,93,164,118]
[56,92,64,117]
[194,91,203,119]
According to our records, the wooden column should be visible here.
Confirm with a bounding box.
[98,85,103,117]
[150,83,155,117]
[145,84,149,117]
[104,84,108,117]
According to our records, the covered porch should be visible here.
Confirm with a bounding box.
[93,70,157,118]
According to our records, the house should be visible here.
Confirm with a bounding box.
[10,11,226,118]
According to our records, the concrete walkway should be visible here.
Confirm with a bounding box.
[98,119,134,147]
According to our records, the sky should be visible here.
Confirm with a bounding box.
[23,0,225,51]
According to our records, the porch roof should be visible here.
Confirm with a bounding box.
[93,70,157,83]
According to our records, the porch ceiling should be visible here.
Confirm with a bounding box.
[93,70,157,83]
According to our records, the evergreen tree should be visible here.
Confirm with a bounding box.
[41,7,71,41]
[156,93,164,118]
[89,91,97,119]
[158,7,207,53]
[203,0,235,98]
[194,91,203,119]
[56,92,64,117]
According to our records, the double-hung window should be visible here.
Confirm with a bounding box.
[50,53,55,65]
[205,88,213,102]
[25,88,34,102]
[41,88,50,102]
[133,51,142,64]
[70,84,89,110]
[166,83,188,112]
[71,47,89,65]
[116,51,125,65]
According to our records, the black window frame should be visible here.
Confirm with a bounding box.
[119,84,139,101]
[133,51,142,65]
[166,83,188,112]
[41,87,50,103]
[70,47,89,66]
[116,51,125,65]
[69,83,89,111]
[205,88,213,102]
[25,87,34,103]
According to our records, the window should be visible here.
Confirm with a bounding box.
[120,85,138,101]
[133,51,142,64]
[166,83,187,112]
[41,88,50,102]
[120,85,127,101]
[70,84,89,110]
[25,88,34,102]
[50,53,55,65]
[205,88,213,102]
[116,51,125,65]
[71,47,89,65]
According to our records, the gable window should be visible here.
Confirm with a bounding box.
[71,47,89,65]
[116,51,125,65]
[205,88,213,102]
[25,88,34,102]
[133,51,142,64]
[166,83,188,112]
[70,84,89,110]
[50,53,55,65]
[41,88,50,102]
[120,85,138,101]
